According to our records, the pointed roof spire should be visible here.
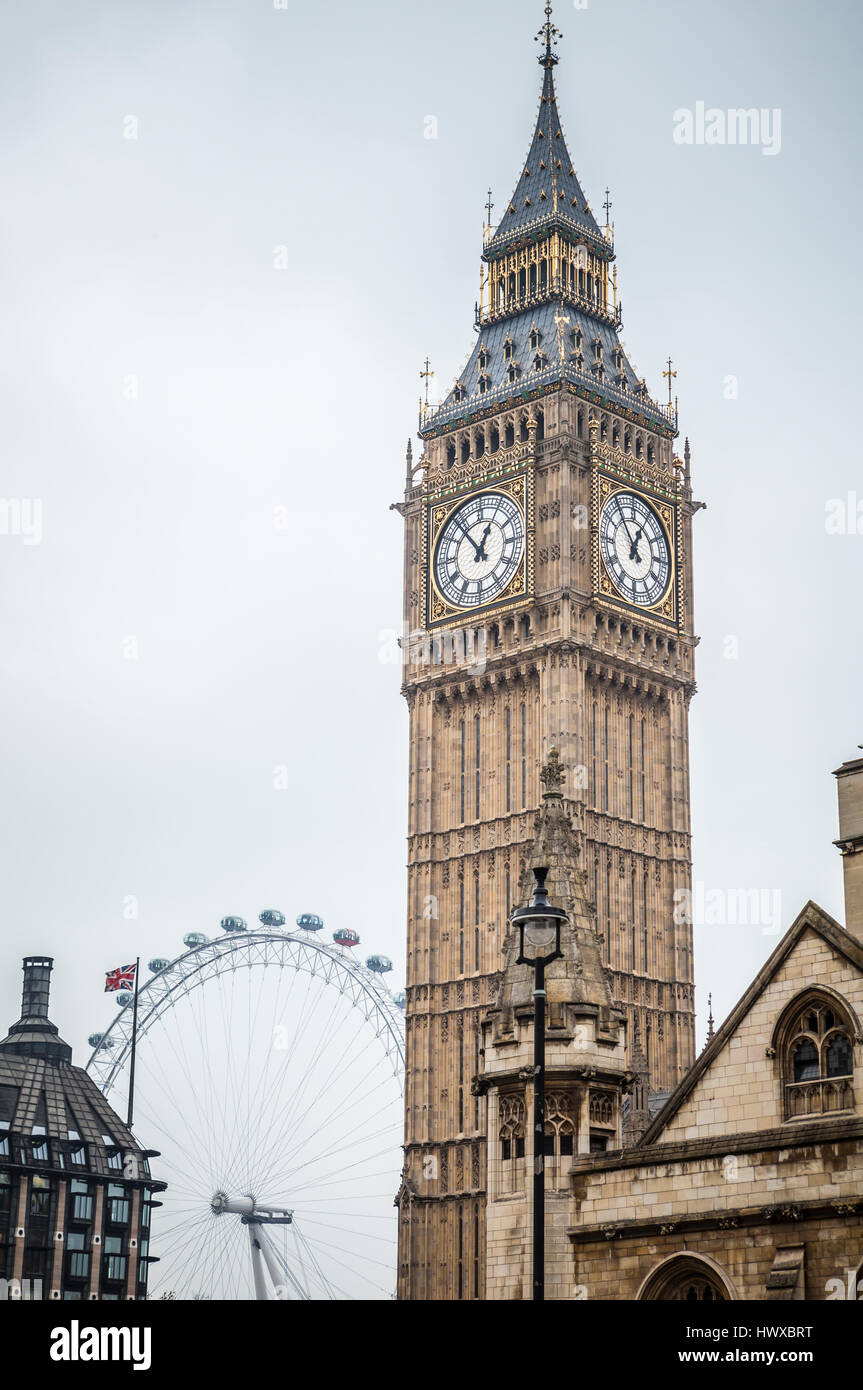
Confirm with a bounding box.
[707,992,715,1041]
[488,746,625,1029]
[487,11,603,256]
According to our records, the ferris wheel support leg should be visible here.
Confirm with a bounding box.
[248,1224,269,1302]
[258,1225,305,1301]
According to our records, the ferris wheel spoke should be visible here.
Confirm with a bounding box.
[289,1228,397,1294]
[251,1006,387,1189]
[283,1139,404,1205]
[283,1225,338,1300]
[244,995,369,1195]
[273,1092,402,1192]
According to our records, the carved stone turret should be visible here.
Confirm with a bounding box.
[479,748,629,1299]
[487,747,625,1044]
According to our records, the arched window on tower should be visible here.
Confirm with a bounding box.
[498,1095,526,1195]
[777,992,856,1119]
[543,1093,575,1189]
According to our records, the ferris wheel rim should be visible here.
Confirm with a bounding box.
[84,929,405,1098]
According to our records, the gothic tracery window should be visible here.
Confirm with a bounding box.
[498,1095,526,1194]
[780,993,855,1119]
[641,1256,730,1302]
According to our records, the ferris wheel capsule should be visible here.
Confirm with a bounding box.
[393,991,407,1010]
[148,958,172,974]
[221,916,247,933]
[333,928,360,948]
[87,1032,105,1048]
[296,913,323,932]
[183,932,209,948]
[258,909,286,928]
[116,990,132,1007]
[366,954,392,974]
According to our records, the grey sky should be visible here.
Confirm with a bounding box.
[1,0,861,1066]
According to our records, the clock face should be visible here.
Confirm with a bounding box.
[433,491,525,609]
[599,490,672,608]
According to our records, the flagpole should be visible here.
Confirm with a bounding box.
[126,957,140,1131]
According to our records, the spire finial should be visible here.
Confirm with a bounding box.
[539,746,565,796]
[707,992,715,1041]
[535,1,561,67]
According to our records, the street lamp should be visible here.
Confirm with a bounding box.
[512,866,567,1303]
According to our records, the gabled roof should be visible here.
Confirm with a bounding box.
[639,901,863,1146]
[486,63,604,256]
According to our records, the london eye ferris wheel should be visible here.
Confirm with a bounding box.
[85,911,406,1300]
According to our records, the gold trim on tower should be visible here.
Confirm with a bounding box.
[422,470,534,629]
[591,470,679,627]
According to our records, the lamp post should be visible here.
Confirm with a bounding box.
[512,865,566,1302]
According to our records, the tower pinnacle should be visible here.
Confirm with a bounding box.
[535,1,561,68]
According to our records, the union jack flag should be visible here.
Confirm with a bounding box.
[105,963,137,993]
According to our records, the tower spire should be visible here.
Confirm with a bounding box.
[535,1,561,68]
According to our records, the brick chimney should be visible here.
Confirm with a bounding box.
[834,752,863,940]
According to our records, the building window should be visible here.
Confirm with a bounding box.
[779,994,855,1118]
[459,720,466,823]
[108,1197,130,1226]
[640,1256,730,1302]
[474,714,481,819]
[29,1181,51,1217]
[102,1135,122,1171]
[505,707,511,812]
[70,1181,93,1223]
[499,1095,526,1189]
[66,1234,90,1281]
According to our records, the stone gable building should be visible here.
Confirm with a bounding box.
[477,750,863,1300]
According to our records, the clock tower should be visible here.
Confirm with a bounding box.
[395,6,700,1300]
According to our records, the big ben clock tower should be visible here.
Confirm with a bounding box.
[395,6,700,1300]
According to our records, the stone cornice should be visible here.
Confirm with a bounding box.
[566,1192,862,1245]
[569,1115,863,1176]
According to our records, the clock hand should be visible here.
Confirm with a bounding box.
[616,505,637,546]
[629,526,644,563]
[476,521,493,561]
[454,528,484,561]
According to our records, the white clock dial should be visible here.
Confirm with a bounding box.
[433,491,524,609]
[599,490,671,608]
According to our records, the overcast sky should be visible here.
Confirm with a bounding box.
[1,0,861,1067]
